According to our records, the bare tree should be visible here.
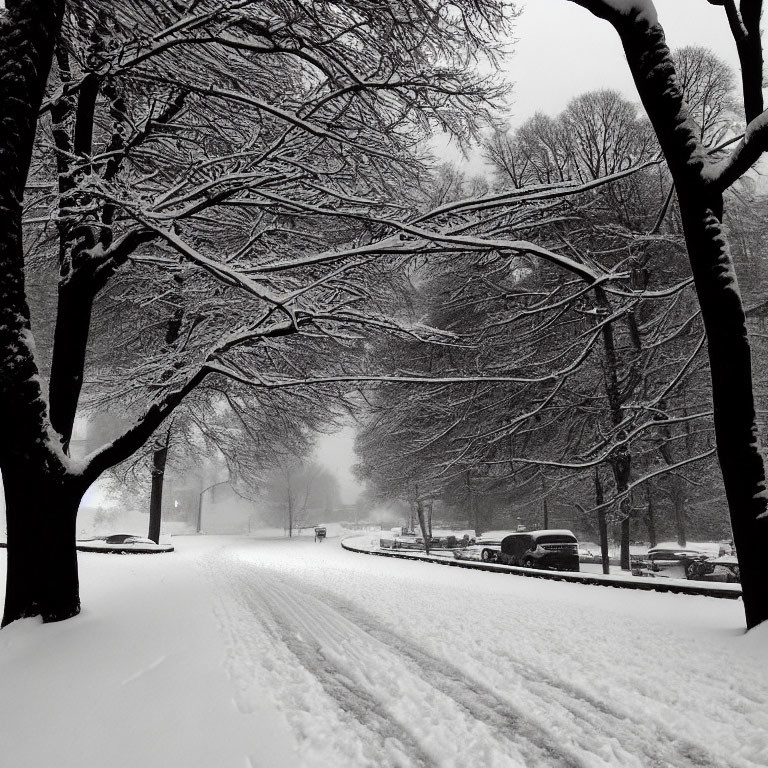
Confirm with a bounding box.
[0,0,516,625]
[672,45,741,145]
[567,0,768,628]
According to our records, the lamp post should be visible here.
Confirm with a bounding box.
[197,480,229,534]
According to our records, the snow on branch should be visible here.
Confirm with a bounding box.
[202,321,605,391]
[706,109,768,192]
[567,0,658,24]
[581,448,717,515]
[414,159,662,224]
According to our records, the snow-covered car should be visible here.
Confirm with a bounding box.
[388,535,421,550]
[103,534,156,546]
[378,533,428,550]
[452,534,509,563]
[684,554,740,583]
[75,534,173,555]
[498,530,580,571]
[453,543,501,562]
[646,547,706,569]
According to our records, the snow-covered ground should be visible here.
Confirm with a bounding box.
[1,531,767,768]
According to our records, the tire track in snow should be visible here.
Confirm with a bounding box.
[489,646,731,768]
[204,548,746,768]
[205,556,445,767]
[221,561,588,767]
[312,588,727,768]
[253,563,741,768]
[250,584,438,768]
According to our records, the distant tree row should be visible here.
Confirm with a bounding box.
[354,45,767,584]
[3,1,768,631]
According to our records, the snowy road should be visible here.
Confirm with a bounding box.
[1,533,767,768]
[200,535,767,768]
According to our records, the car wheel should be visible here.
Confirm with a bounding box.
[523,557,534,569]
[481,549,492,562]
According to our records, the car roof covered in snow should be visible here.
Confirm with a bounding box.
[517,529,576,539]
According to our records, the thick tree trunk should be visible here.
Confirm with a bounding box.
[680,202,768,627]
[609,12,768,627]
[46,29,103,450]
[148,438,169,544]
[2,467,82,626]
[0,0,69,626]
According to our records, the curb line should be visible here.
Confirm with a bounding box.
[340,537,742,601]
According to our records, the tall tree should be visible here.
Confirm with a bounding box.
[0,0,69,624]
[0,0,516,625]
[567,0,768,629]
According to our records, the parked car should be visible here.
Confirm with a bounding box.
[498,530,580,571]
[379,533,454,551]
[379,528,407,549]
[684,554,740,583]
[405,535,464,550]
[394,535,427,550]
[453,531,517,563]
[452,539,498,562]
[103,534,156,546]
[646,547,707,570]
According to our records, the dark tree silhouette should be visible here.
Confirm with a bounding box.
[569,0,768,629]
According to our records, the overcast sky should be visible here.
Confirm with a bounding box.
[511,0,743,122]
[316,0,756,504]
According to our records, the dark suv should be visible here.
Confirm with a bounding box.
[499,530,580,571]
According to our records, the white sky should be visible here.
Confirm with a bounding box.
[315,1,754,503]
[511,0,742,122]
[312,427,362,505]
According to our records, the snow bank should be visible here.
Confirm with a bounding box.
[0,543,291,768]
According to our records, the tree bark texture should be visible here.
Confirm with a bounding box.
[0,1,70,625]
[3,465,82,624]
